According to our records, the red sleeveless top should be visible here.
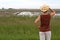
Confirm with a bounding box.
[39,14,51,32]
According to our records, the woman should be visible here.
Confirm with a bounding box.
[34,5,55,40]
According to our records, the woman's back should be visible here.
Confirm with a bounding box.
[40,14,51,32]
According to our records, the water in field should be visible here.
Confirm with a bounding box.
[0,11,60,17]
[13,12,60,16]
[14,12,60,17]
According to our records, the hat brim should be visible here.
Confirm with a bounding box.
[40,5,49,12]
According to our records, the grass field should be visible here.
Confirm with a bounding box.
[0,16,60,40]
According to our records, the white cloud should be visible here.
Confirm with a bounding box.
[0,0,60,9]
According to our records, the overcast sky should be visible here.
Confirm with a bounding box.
[0,0,60,9]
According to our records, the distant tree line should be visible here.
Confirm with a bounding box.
[0,8,60,15]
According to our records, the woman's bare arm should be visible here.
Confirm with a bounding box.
[49,8,55,16]
[34,15,40,24]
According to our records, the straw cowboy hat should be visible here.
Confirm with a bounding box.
[40,4,49,12]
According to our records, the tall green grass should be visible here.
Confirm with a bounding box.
[0,16,60,40]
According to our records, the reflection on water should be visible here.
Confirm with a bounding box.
[15,12,60,16]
